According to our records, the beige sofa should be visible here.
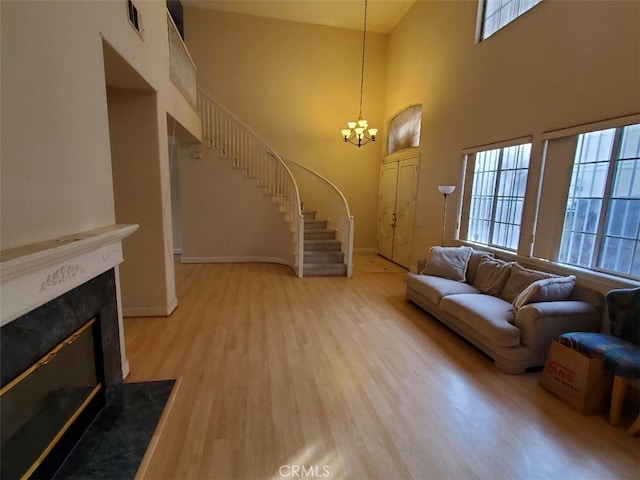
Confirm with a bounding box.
[404,246,604,374]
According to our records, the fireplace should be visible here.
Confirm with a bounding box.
[1,319,101,478]
[0,225,137,479]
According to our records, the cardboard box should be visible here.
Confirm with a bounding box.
[539,339,611,414]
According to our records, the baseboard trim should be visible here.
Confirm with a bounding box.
[180,256,291,266]
[123,297,178,318]
[353,247,377,254]
[166,296,178,315]
[121,360,130,380]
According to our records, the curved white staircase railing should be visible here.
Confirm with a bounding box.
[284,160,354,277]
[196,88,304,277]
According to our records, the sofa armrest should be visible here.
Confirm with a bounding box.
[515,301,602,350]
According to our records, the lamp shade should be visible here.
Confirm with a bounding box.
[438,185,456,195]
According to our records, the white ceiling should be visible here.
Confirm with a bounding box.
[182,1,416,34]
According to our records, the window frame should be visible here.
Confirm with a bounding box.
[456,116,640,288]
[386,104,422,156]
[557,124,640,279]
[459,136,533,252]
[476,0,544,42]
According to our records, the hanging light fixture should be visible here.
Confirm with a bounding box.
[341,0,378,148]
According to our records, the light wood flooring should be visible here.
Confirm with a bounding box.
[124,255,639,479]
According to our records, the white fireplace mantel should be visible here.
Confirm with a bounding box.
[1,224,138,327]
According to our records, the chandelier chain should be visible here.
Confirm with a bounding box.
[340,0,377,147]
[358,0,368,118]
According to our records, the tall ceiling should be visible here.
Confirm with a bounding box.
[182,1,416,34]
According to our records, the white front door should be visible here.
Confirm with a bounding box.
[377,162,398,260]
[377,155,419,268]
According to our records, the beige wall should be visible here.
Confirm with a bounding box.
[1,1,200,314]
[184,7,387,250]
[179,147,296,266]
[107,88,175,315]
[183,2,639,259]
[384,0,640,265]
[1,1,116,249]
[3,0,637,281]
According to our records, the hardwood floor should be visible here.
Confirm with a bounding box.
[124,256,639,479]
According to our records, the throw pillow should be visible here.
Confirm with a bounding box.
[500,263,557,303]
[513,275,577,310]
[473,257,512,296]
[420,246,473,282]
[466,250,494,285]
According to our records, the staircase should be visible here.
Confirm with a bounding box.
[285,160,354,277]
[196,88,304,277]
[196,87,353,277]
[303,211,347,276]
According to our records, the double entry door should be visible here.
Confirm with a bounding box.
[377,155,419,268]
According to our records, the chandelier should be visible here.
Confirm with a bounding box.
[341,0,378,148]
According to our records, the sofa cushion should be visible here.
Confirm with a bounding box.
[513,275,576,310]
[473,257,512,296]
[501,263,557,303]
[466,250,494,285]
[440,294,520,347]
[405,273,480,305]
[420,246,473,282]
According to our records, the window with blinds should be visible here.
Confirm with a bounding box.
[479,0,543,40]
[387,105,422,155]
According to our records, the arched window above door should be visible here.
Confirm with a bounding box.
[387,105,422,155]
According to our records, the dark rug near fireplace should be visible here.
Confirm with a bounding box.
[53,380,176,480]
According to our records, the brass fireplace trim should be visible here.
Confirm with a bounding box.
[21,382,102,480]
[0,318,96,396]
[1,317,103,479]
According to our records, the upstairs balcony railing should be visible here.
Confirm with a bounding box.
[167,11,196,108]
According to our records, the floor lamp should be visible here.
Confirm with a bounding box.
[438,185,456,246]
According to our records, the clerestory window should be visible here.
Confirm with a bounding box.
[387,105,422,155]
[479,0,543,40]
